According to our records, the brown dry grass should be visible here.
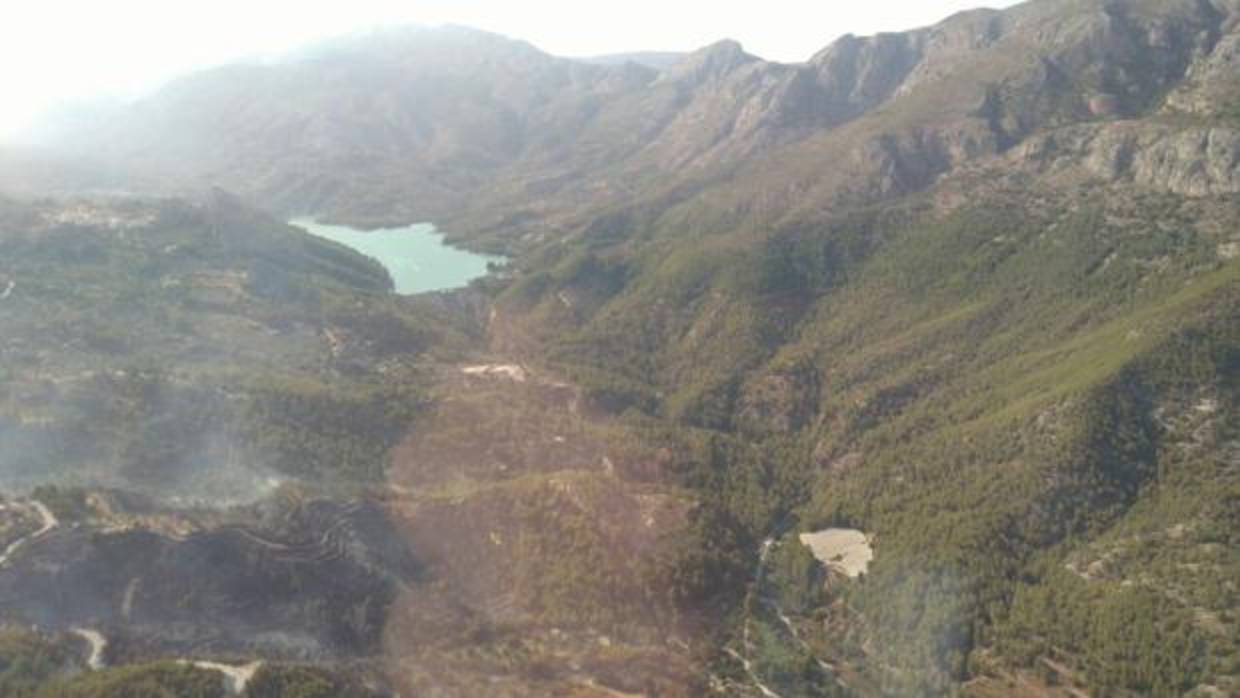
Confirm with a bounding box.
[379,360,700,697]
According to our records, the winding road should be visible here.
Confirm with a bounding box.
[2,505,265,693]
[178,660,264,695]
[71,628,107,670]
[0,500,59,567]
[68,624,264,695]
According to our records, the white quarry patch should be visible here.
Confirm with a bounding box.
[799,528,874,578]
[461,364,528,382]
[1219,242,1239,261]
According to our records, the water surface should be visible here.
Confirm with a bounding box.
[292,218,502,295]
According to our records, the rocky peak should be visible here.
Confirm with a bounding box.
[666,39,758,85]
[809,32,927,123]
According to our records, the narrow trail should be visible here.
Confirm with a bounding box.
[178,660,264,695]
[70,628,107,670]
[2,505,265,689]
[570,675,647,698]
[122,577,140,619]
[31,501,57,536]
[731,534,844,696]
[724,647,784,698]
[730,538,786,698]
[763,597,838,676]
[0,500,60,566]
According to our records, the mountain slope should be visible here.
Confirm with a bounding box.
[13,0,1240,696]
[40,1,1240,249]
[41,26,661,231]
[477,2,1240,694]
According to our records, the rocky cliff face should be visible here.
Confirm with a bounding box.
[1015,122,1240,195]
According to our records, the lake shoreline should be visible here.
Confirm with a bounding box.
[290,218,504,296]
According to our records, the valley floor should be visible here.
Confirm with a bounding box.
[378,355,699,696]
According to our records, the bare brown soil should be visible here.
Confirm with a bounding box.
[380,360,701,697]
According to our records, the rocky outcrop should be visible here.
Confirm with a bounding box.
[1016,122,1240,195]
[664,39,758,86]
[809,32,929,125]
[1166,4,1240,116]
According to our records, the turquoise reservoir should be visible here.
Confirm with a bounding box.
[292,218,503,295]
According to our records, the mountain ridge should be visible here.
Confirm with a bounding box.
[34,0,1238,252]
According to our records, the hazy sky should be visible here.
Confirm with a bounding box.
[0,0,1022,141]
